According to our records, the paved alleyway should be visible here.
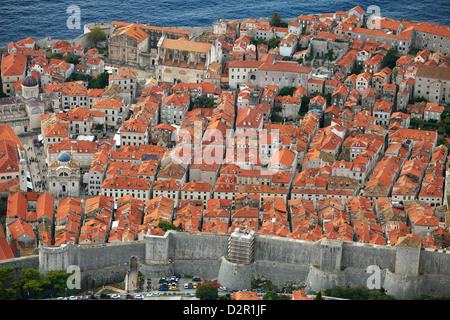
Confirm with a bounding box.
[20,135,47,193]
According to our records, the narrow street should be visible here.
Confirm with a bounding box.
[20,135,47,193]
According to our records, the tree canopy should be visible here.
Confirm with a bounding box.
[324,285,395,300]
[156,220,178,231]
[0,267,76,300]
[262,290,290,300]
[195,282,218,300]
[278,86,296,96]
[88,26,106,46]
[88,72,109,89]
[268,37,281,49]
[270,12,281,27]
[381,49,400,70]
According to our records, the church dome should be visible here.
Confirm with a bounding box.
[22,74,38,87]
[57,152,71,162]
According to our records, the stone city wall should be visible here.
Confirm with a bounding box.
[7,230,450,298]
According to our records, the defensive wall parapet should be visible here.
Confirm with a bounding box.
[26,231,450,298]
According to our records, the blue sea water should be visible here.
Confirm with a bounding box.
[0,0,449,46]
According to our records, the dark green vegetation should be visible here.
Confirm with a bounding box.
[66,71,109,89]
[324,285,395,300]
[88,26,107,46]
[0,267,76,300]
[195,281,219,300]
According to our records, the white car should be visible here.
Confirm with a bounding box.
[111,294,121,299]
[135,294,144,299]
[145,293,153,297]
[153,292,160,297]
[69,296,77,300]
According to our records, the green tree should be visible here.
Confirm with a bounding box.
[299,96,310,115]
[47,53,63,60]
[392,66,399,79]
[381,49,400,70]
[350,64,363,75]
[270,12,281,27]
[0,267,15,299]
[88,72,109,89]
[324,285,395,300]
[327,49,334,61]
[13,268,43,300]
[278,86,296,96]
[194,97,215,108]
[250,37,267,46]
[408,96,428,104]
[66,72,92,83]
[262,290,278,300]
[268,37,281,49]
[157,220,178,232]
[315,291,322,300]
[42,270,73,298]
[88,26,107,46]
[64,55,81,65]
[195,282,218,300]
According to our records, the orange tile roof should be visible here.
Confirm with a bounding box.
[36,192,54,221]
[0,125,23,150]
[414,22,450,38]
[8,219,35,240]
[1,52,27,76]
[92,98,123,110]
[111,21,191,36]
[114,24,149,43]
[161,37,212,53]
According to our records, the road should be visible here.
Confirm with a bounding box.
[56,276,232,300]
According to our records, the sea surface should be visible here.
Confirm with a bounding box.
[0,0,449,46]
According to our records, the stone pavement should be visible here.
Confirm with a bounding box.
[20,134,48,193]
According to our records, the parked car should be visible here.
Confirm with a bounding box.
[192,277,201,282]
[126,294,134,299]
[135,294,144,299]
[153,292,160,297]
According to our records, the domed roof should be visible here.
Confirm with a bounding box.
[58,152,71,162]
[22,75,38,87]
